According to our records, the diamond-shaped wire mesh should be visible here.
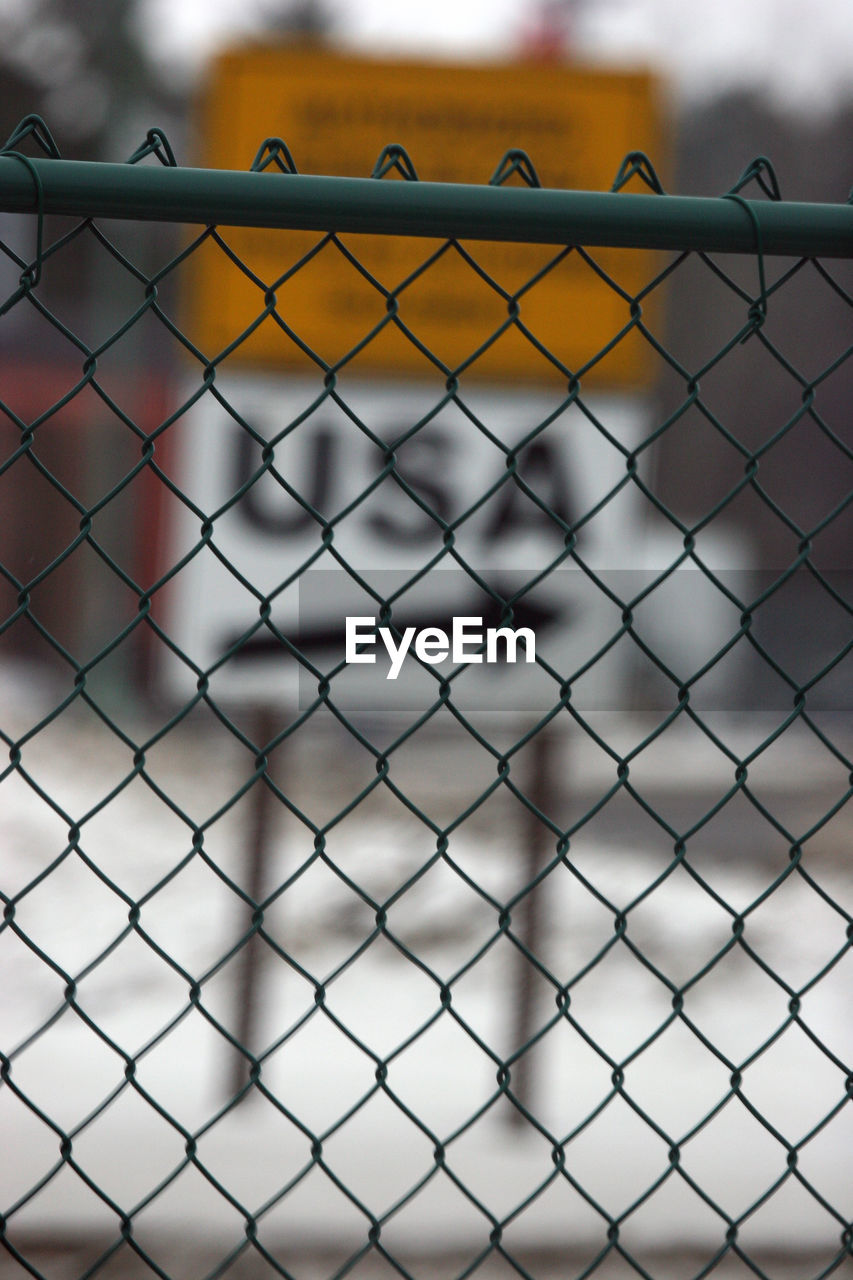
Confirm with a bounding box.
[0,120,851,1280]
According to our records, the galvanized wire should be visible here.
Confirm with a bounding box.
[0,116,851,1280]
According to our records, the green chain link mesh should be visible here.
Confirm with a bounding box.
[1,118,851,1280]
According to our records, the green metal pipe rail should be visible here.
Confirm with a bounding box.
[0,155,852,256]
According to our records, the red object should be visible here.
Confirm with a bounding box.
[518,0,576,61]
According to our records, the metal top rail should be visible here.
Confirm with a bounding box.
[0,155,851,257]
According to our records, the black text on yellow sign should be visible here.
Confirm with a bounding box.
[190,48,666,387]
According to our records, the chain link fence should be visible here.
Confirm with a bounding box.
[1,115,851,1280]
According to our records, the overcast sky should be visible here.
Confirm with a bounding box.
[139,0,853,115]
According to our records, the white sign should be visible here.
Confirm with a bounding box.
[158,373,655,714]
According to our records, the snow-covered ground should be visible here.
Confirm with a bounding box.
[2,663,851,1278]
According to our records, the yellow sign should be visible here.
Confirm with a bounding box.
[191,48,664,386]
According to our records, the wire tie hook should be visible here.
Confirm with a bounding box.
[0,154,45,311]
[722,193,769,339]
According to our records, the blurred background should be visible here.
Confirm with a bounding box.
[0,0,851,693]
[1,4,851,1278]
[0,0,851,171]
